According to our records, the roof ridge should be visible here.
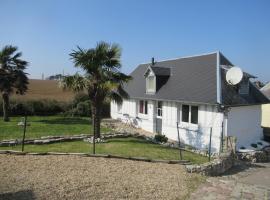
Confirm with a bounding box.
[140,51,219,65]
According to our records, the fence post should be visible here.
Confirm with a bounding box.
[22,116,27,152]
[176,122,183,160]
[208,127,212,162]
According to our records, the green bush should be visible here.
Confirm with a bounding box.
[64,93,110,117]
[0,99,70,116]
[154,134,168,143]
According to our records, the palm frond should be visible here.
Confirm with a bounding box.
[59,73,86,92]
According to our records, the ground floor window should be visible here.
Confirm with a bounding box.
[139,100,148,114]
[181,104,198,124]
[157,101,162,117]
[117,102,122,113]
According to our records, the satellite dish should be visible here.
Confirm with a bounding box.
[226,67,243,85]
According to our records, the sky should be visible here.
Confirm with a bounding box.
[0,0,270,82]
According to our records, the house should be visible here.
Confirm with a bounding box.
[110,52,269,152]
[261,82,270,128]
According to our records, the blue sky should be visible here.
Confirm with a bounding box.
[1,0,270,82]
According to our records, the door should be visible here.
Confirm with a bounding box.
[156,101,162,134]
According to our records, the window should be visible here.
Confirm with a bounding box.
[181,105,198,124]
[182,105,189,122]
[191,106,198,124]
[117,103,122,113]
[146,76,155,93]
[157,101,162,117]
[139,100,148,114]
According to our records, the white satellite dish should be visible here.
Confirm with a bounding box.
[226,67,243,85]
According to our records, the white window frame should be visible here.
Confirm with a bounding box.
[146,75,156,94]
[178,104,199,125]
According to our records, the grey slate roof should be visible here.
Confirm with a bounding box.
[151,66,171,76]
[124,53,218,104]
[124,52,269,105]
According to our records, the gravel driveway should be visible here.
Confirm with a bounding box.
[0,154,203,200]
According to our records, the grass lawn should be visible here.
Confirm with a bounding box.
[0,116,111,140]
[0,137,209,164]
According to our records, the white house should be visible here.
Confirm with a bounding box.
[111,52,269,152]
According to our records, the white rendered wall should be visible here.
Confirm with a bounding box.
[227,105,263,149]
[111,99,223,152]
[161,103,223,153]
[110,99,155,132]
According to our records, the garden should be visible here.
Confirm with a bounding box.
[0,43,209,166]
[0,115,208,164]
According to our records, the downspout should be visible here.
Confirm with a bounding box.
[216,51,224,153]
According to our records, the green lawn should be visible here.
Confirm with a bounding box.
[0,137,208,164]
[0,116,111,140]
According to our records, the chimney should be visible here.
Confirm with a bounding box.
[151,57,155,66]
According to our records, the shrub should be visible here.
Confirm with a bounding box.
[73,93,89,106]
[257,142,263,145]
[0,98,70,116]
[65,93,111,118]
[240,146,246,149]
[154,134,168,143]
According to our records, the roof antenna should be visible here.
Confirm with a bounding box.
[151,57,155,66]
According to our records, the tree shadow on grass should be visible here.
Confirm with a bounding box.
[0,190,36,200]
[37,117,91,125]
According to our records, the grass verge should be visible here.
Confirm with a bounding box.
[0,116,111,140]
[0,137,209,164]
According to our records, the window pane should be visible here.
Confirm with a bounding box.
[158,101,162,109]
[182,105,189,122]
[148,76,155,90]
[191,106,198,124]
[117,103,122,113]
[139,101,144,113]
[144,101,148,114]
[157,101,162,116]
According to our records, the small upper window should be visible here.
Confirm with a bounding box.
[157,101,162,117]
[146,76,156,93]
[181,105,198,124]
[139,100,148,114]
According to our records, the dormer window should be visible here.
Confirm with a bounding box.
[144,62,170,95]
[146,75,156,93]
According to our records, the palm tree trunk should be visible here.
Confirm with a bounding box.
[2,92,10,122]
[95,105,102,139]
[92,105,96,154]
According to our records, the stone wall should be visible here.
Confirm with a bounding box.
[0,133,131,147]
[237,147,270,163]
[185,152,234,176]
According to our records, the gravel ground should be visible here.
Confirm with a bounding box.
[0,154,203,200]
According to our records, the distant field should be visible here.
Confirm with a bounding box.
[11,79,75,102]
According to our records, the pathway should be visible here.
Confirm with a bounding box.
[190,162,270,199]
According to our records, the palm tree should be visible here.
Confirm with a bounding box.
[60,42,131,152]
[0,45,29,122]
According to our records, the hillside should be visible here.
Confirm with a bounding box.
[12,79,75,102]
